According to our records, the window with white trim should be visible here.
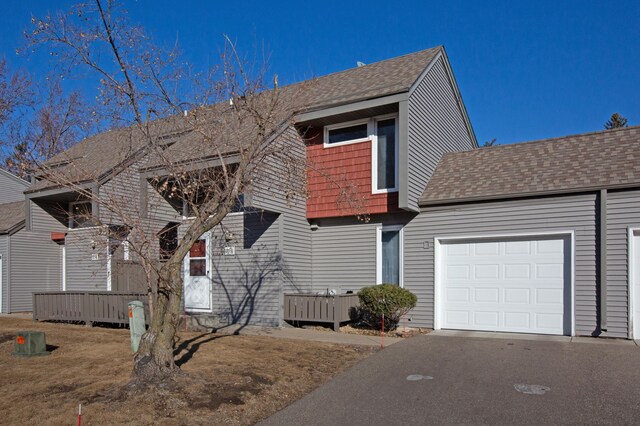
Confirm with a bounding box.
[323,119,370,147]
[374,117,398,192]
[323,114,399,194]
[376,225,403,286]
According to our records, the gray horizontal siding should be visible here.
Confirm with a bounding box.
[311,213,414,294]
[65,227,109,291]
[405,56,474,211]
[405,194,598,335]
[606,189,640,338]
[29,201,67,232]
[0,171,29,203]
[8,230,61,312]
[0,236,8,312]
[207,212,282,326]
[100,159,179,226]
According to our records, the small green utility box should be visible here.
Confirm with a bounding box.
[12,331,50,357]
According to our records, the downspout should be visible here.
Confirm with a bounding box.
[600,189,608,332]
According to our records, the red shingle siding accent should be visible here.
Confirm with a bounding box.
[306,129,398,219]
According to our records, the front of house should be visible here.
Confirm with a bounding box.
[17,46,640,340]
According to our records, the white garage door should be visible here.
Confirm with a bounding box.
[439,236,570,335]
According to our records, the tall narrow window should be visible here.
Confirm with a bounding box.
[376,118,397,191]
[377,226,403,286]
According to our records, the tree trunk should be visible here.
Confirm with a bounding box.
[133,260,183,380]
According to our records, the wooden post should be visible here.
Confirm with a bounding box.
[333,294,340,332]
[83,292,93,327]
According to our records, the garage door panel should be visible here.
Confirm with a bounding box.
[504,264,530,279]
[474,288,499,303]
[474,264,499,279]
[504,312,530,329]
[440,236,570,336]
[504,288,530,304]
[473,311,498,327]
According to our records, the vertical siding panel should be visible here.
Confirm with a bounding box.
[406,57,475,211]
[606,189,640,338]
[7,230,62,311]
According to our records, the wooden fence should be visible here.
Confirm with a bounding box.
[283,293,359,331]
[33,291,149,326]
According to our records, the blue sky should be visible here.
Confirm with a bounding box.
[1,0,638,145]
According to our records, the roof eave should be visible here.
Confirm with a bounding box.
[419,182,640,208]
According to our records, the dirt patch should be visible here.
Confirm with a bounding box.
[304,323,431,338]
[0,317,372,425]
[0,333,14,344]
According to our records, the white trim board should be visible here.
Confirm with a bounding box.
[628,228,640,340]
[433,230,576,337]
[376,224,404,286]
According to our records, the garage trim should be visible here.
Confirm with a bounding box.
[628,227,640,340]
[434,230,576,336]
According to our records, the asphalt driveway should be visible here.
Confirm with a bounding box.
[260,333,640,425]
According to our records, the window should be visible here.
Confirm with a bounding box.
[69,201,92,229]
[376,118,397,191]
[376,225,403,286]
[188,239,207,276]
[323,114,399,193]
[324,120,370,146]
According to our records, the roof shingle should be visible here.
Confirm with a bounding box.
[0,201,25,234]
[420,126,640,205]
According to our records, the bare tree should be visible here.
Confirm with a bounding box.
[26,0,308,381]
[2,80,94,177]
[0,58,33,124]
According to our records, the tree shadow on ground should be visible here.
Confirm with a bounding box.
[173,333,231,367]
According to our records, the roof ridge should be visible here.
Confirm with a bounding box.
[282,46,442,89]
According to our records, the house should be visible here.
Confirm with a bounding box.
[0,169,63,313]
[23,45,640,340]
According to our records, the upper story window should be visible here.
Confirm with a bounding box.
[69,201,93,229]
[374,117,398,193]
[323,114,399,194]
[324,120,370,146]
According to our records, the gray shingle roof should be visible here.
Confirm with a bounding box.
[0,201,25,234]
[420,126,640,206]
[28,47,442,192]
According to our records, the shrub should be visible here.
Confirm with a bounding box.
[357,284,417,332]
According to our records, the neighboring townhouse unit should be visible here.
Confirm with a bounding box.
[0,169,63,313]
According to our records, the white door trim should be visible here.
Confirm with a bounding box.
[434,230,576,336]
[376,225,404,286]
[628,227,640,340]
[183,233,213,313]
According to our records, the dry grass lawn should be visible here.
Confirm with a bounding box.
[0,317,373,425]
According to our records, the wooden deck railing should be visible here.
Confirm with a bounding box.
[33,291,149,326]
[283,293,359,331]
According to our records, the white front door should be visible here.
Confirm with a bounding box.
[632,232,640,340]
[184,237,212,312]
[439,236,570,335]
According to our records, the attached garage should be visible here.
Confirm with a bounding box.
[435,234,572,335]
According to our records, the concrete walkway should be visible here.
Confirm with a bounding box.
[236,326,403,347]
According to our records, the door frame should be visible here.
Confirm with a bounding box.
[434,230,576,336]
[628,228,640,339]
[183,233,213,313]
[376,224,404,286]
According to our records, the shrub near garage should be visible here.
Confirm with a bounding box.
[357,284,417,332]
